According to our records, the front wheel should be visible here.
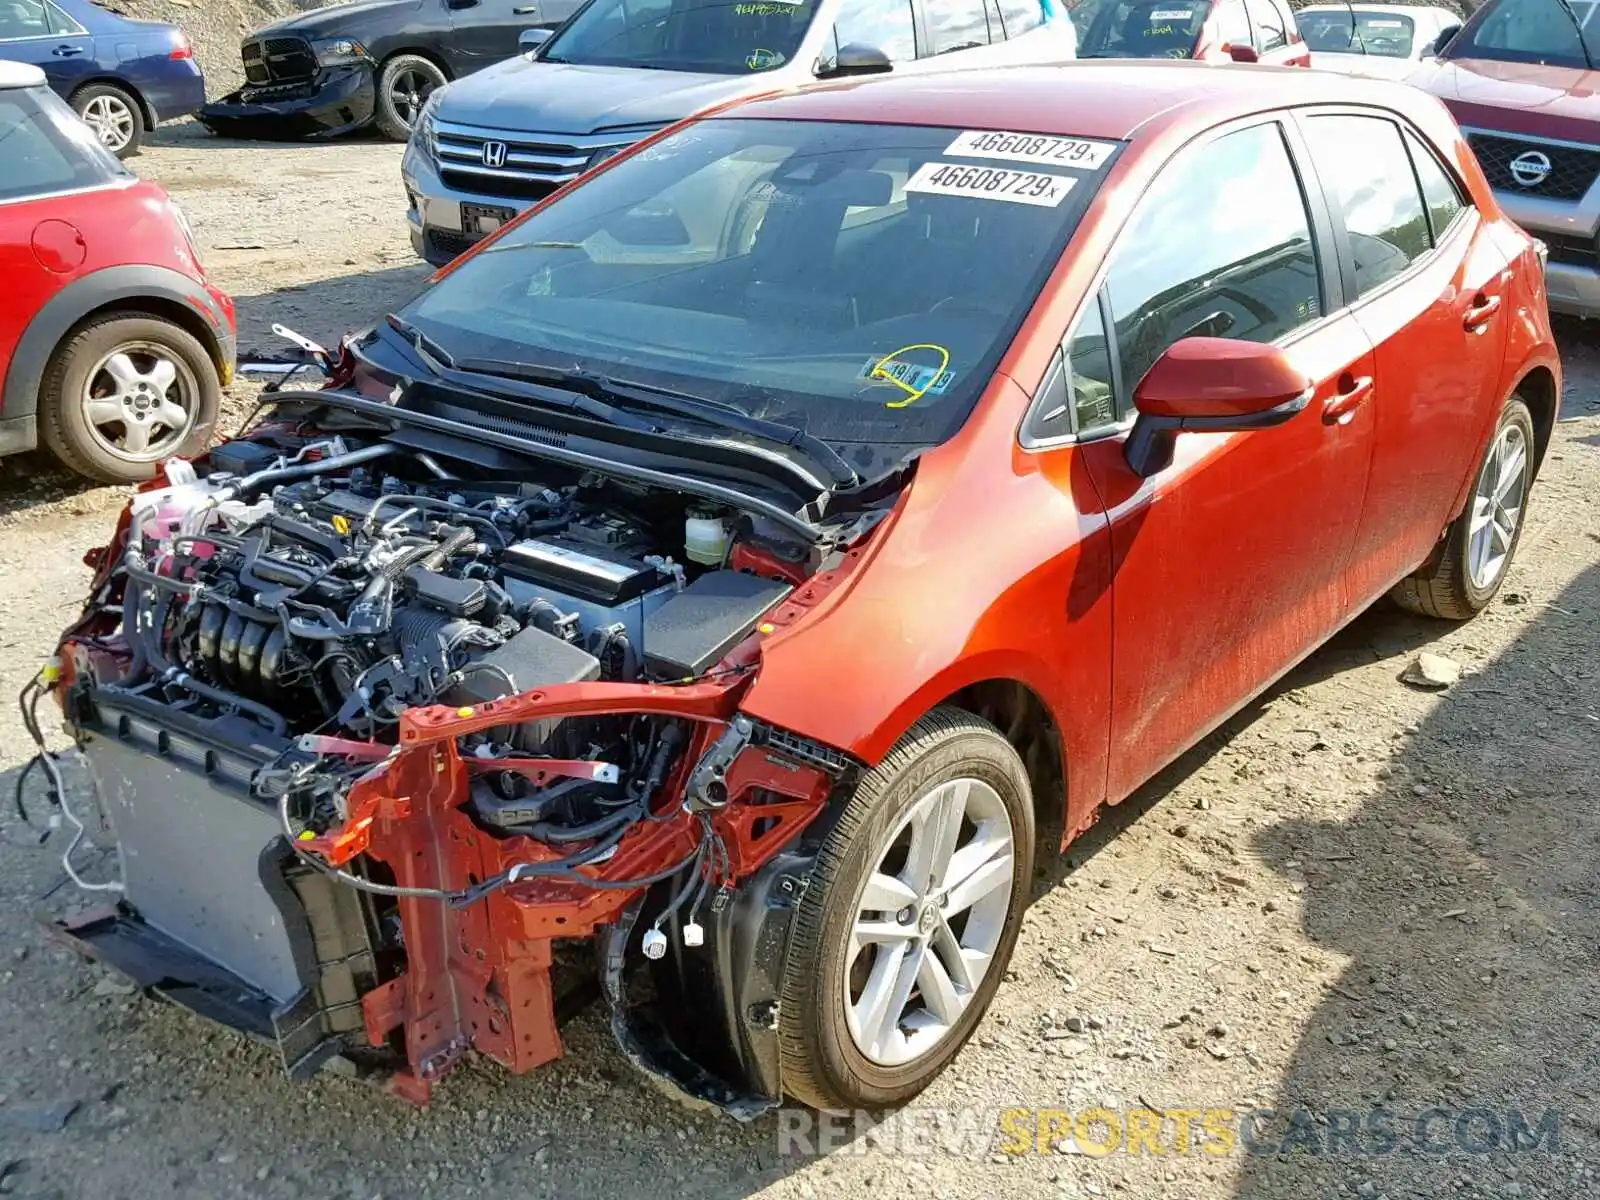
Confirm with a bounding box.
[778,709,1034,1111]
[1390,396,1536,620]
[374,55,446,141]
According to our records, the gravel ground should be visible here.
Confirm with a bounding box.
[0,128,1598,1200]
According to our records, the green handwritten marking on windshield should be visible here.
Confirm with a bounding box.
[746,47,781,68]
[863,344,954,408]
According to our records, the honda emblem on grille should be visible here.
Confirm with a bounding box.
[482,141,509,169]
[1509,151,1553,188]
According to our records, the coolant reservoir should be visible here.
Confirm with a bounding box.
[684,508,730,566]
[128,457,220,547]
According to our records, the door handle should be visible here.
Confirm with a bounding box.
[1322,373,1373,426]
[513,4,538,10]
[1464,292,1502,333]
[52,44,84,56]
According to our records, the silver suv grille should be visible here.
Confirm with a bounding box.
[434,120,645,202]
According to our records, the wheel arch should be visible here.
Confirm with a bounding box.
[1514,363,1559,477]
[377,47,454,82]
[69,77,154,129]
[3,266,233,432]
[938,678,1065,838]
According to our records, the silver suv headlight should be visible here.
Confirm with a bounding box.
[414,88,446,163]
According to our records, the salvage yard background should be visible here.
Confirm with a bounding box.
[2,10,1598,1196]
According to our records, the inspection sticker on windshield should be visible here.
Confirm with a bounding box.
[1149,8,1194,18]
[1367,17,1404,24]
[860,357,956,396]
[943,131,1118,171]
[904,161,1076,207]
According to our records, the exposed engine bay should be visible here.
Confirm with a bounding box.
[44,407,880,1114]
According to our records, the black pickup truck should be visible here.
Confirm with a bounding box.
[199,0,566,141]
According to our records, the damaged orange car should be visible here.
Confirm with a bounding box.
[42,61,1557,1116]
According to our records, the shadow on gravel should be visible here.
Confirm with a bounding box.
[232,262,433,355]
[1236,564,1600,1199]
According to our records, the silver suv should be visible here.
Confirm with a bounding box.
[401,0,1078,264]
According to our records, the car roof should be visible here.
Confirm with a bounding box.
[0,60,48,90]
[725,61,1428,144]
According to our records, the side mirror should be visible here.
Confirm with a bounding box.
[519,26,552,52]
[1124,337,1312,477]
[1224,42,1259,63]
[816,43,893,78]
[1428,23,1461,54]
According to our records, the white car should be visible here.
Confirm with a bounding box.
[1299,4,1463,77]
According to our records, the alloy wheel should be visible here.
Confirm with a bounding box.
[388,70,436,129]
[843,777,1015,1068]
[1467,422,1529,591]
[81,94,135,152]
[81,342,197,461]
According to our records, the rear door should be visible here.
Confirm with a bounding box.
[1295,110,1512,608]
[0,0,96,97]
[1043,116,1378,803]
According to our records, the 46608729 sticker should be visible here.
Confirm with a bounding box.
[904,161,1076,207]
[944,130,1118,170]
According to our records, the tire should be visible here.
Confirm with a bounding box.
[38,314,220,484]
[71,84,144,158]
[1389,396,1536,620]
[778,708,1035,1111]
[374,54,446,141]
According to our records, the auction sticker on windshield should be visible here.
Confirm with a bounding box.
[944,131,1118,170]
[905,162,1076,207]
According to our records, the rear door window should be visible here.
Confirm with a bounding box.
[1405,129,1468,241]
[1301,114,1432,296]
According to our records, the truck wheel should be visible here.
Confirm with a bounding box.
[72,84,144,157]
[38,314,220,484]
[375,55,445,140]
[1390,396,1536,620]
[778,709,1034,1111]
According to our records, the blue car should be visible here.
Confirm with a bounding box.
[0,0,205,156]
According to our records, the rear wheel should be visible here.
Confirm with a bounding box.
[778,709,1034,1111]
[374,55,446,141]
[38,314,220,484]
[1390,397,1535,620]
[72,84,144,157]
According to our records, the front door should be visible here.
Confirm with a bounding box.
[1066,118,1377,802]
[445,0,544,72]
[1296,110,1512,607]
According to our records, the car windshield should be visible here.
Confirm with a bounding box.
[401,118,1117,449]
[0,86,130,204]
[1073,0,1213,58]
[1447,0,1600,68]
[1301,10,1417,56]
[539,0,823,74]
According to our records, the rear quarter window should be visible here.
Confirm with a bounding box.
[0,88,128,202]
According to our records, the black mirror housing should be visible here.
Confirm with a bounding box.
[816,43,893,78]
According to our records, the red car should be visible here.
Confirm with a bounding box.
[1071,0,1311,65]
[45,61,1554,1117]
[0,60,234,483]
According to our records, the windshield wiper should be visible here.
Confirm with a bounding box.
[386,313,458,369]
[455,358,862,488]
[385,315,662,432]
[1551,0,1596,67]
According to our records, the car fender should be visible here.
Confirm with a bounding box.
[2,264,234,426]
[738,379,1115,826]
